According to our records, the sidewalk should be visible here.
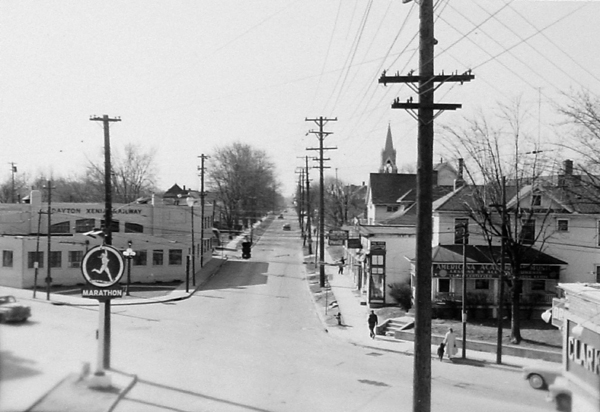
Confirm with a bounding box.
[0,226,255,412]
[321,248,552,372]
[0,239,242,412]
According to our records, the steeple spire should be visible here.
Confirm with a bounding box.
[379,124,397,173]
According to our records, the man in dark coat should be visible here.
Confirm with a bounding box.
[368,310,378,339]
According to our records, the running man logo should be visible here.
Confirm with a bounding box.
[81,245,125,288]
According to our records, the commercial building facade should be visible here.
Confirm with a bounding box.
[0,190,214,288]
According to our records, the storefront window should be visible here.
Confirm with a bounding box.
[438,278,450,293]
[69,251,83,268]
[2,250,13,267]
[153,250,164,266]
[169,249,183,265]
[133,250,147,266]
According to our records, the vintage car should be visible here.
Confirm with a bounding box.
[522,363,562,390]
[0,295,31,323]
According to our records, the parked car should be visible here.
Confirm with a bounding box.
[0,296,31,323]
[547,377,572,412]
[282,223,291,231]
[522,363,562,390]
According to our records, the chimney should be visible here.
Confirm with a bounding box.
[564,159,573,176]
[454,158,464,190]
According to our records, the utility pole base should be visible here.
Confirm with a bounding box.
[87,371,112,389]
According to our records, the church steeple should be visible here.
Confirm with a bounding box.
[379,124,397,173]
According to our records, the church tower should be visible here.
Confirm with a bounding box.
[379,124,398,173]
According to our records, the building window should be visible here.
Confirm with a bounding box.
[475,279,489,290]
[153,250,164,266]
[133,250,147,266]
[520,219,535,245]
[2,251,13,267]
[557,219,569,232]
[69,251,83,268]
[438,278,450,293]
[531,280,546,291]
[454,218,469,245]
[169,249,183,265]
[125,222,144,233]
[28,252,44,269]
[50,251,62,268]
[75,219,95,233]
[100,219,120,233]
[386,206,399,212]
[51,221,70,234]
[531,194,542,206]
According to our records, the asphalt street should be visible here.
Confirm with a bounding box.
[0,212,555,412]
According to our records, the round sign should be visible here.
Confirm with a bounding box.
[81,245,125,288]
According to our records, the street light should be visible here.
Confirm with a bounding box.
[123,241,136,296]
[186,196,196,286]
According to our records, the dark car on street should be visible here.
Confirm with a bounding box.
[0,295,31,323]
[282,223,291,231]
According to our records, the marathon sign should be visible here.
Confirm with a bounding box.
[82,285,124,300]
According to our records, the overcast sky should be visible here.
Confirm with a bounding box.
[0,0,597,197]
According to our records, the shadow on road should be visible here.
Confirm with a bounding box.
[0,349,41,381]
[117,375,275,412]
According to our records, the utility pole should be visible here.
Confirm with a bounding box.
[9,163,17,203]
[304,156,313,255]
[90,114,120,370]
[461,221,468,359]
[306,116,337,288]
[497,176,507,364]
[198,154,210,270]
[294,166,305,240]
[45,181,53,301]
[378,1,474,409]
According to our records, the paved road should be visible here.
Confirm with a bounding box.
[0,212,553,412]
[109,215,551,412]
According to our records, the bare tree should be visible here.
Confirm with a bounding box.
[441,100,555,344]
[557,89,600,197]
[208,142,280,230]
[86,143,158,204]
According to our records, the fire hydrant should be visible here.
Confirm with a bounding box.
[335,312,342,326]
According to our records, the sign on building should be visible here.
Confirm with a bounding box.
[328,230,348,246]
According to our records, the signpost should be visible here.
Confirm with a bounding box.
[80,245,124,388]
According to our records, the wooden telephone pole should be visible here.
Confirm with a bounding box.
[89,114,121,369]
[198,154,210,270]
[378,1,474,410]
[306,117,337,288]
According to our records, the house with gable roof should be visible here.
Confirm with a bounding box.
[425,160,600,318]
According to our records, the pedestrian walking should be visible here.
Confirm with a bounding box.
[368,310,378,339]
[338,257,345,274]
[437,342,445,361]
[443,327,457,360]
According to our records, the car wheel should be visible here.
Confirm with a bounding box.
[528,373,545,390]
[555,394,572,412]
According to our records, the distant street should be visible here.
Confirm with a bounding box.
[1,214,553,412]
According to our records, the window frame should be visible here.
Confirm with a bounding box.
[454,218,469,245]
[556,218,569,232]
[2,250,13,268]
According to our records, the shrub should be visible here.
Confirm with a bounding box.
[388,282,413,311]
